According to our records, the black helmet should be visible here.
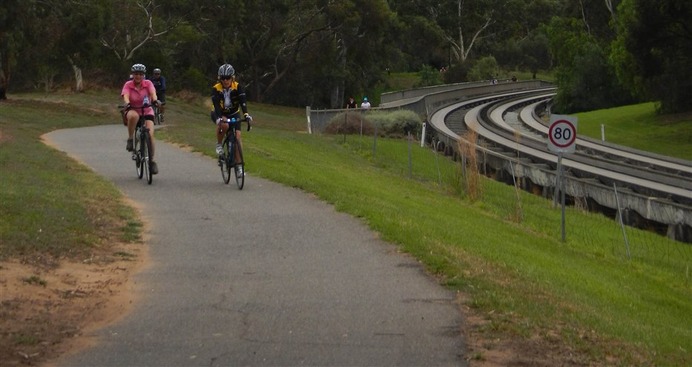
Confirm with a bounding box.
[218,64,235,78]
[131,63,146,73]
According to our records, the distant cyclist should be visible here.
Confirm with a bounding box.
[210,63,252,174]
[148,68,166,121]
[122,63,160,174]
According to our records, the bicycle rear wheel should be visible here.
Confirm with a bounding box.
[234,140,245,190]
[142,131,153,184]
[220,139,231,184]
[153,105,162,125]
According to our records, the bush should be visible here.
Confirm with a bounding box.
[469,56,499,81]
[179,67,210,94]
[325,111,375,135]
[443,63,471,83]
[325,109,422,138]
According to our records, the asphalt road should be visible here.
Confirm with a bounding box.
[45,124,466,366]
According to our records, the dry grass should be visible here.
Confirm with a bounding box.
[458,129,482,201]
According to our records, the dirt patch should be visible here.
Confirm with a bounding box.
[0,241,147,366]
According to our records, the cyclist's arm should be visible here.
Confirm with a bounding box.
[237,84,249,115]
[211,88,225,121]
[121,82,132,105]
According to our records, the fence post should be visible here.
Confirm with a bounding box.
[408,131,413,178]
[372,123,378,158]
[613,183,631,259]
[306,106,312,134]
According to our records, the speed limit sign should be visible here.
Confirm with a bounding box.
[548,115,577,153]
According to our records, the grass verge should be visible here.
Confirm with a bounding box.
[0,95,142,261]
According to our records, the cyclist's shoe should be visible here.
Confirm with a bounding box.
[215,144,223,156]
[151,161,159,175]
[236,165,244,177]
[126,139,134,152]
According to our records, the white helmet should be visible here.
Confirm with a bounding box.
[218,64,235,78]
[131,63,146,73]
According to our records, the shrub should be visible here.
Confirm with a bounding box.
[325,111,375,135]
[325,109,422,138]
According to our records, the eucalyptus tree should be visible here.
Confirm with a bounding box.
[43,0,112,91]
[98,0,176,67]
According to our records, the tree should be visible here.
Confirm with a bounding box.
[547,15,633,113]
[441,0,495,64]
[0,0,38,93]
[612,0,692,113]
[99,1,173,62]
[518,31,551,79]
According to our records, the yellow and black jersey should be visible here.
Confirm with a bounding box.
[210,81,248,120]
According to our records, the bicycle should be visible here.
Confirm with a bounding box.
[152,101,164,125]
[120,104,155,184]
[218,116,251,189]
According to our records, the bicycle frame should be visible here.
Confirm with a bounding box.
[121,104,155,184]
[218,116,250,189]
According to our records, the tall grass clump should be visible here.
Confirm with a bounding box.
[457,129,482,201]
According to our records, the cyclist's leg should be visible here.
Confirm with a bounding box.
[145,117,156,159]
[125,110,139,151]
[216,121,229,155]
[159,95,166,114]
[144,117,158,174]
[126,110,139,139]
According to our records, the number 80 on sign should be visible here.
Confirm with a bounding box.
[548,115,577,153]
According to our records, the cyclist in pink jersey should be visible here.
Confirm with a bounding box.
[121,63,161,174]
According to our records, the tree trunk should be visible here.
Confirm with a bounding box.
[1,54,9,100]
[68,57,84,92]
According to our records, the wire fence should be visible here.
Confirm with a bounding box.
[335,130,692,278]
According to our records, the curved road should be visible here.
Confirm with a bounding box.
[45,125,465,366]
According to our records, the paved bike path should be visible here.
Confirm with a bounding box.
[45,124,465,366]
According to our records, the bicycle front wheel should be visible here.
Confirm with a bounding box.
[135,133,144,179]
[234,140,245,190]
[218,139,230,184]
[142,131,153,184]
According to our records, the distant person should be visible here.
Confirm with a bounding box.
[360,96,371,110]
[148,68,167,121]
[345,96,357,109]
[511,75,517,82]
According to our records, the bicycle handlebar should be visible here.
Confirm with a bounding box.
[118,102,160,111]
[223,116,252,132]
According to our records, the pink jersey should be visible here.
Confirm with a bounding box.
[121,79,156,116]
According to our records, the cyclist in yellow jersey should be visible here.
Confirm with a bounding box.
[210,64,252,174]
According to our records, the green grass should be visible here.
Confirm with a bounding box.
[0,93,141,261]
[2,90,691,366]
[576,102,692,160]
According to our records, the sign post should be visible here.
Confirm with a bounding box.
[548,115,577,242]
